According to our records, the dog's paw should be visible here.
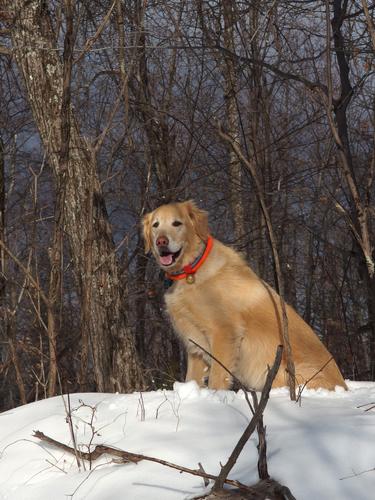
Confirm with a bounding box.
[208,375,232,391]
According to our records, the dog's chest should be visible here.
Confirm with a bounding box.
[164,280,229,328]
[165,283,197,315]
[164,284,210,346]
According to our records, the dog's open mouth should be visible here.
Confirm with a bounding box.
[159,248,182,267]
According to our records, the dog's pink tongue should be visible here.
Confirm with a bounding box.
[160,254,173,266]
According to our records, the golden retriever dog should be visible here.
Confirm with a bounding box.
[142,200,347,391]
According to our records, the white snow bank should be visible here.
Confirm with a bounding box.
[0,381,374,499]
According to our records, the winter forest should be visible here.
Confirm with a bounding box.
[0,0,374,413]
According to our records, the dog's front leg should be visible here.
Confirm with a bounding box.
[208,331,240,390]
[167,310,211,387]
[186,352,209,387]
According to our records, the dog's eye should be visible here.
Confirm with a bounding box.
[172,220,182,227]
[152,221,159,228]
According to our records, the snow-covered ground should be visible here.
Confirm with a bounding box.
[0,380,374,499]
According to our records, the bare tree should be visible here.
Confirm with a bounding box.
[4,0,144,393]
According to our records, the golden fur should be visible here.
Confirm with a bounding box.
[143,200,347,391]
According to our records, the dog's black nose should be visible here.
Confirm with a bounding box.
[156,235,169,247]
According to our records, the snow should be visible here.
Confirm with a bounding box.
[0,381,375,499]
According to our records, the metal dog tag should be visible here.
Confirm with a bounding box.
[186,274,195,284]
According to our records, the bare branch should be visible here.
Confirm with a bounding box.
[296,356,334,404]
[74,0,117,64]
[361,0,375,51]
[32,430,252,492]
[0,238,50,307]
[212,345,283,492]
[189,338,255,414]
[215,44,329,96]
[0,45,11,55]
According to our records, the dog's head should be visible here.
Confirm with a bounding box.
[142,200,209,271]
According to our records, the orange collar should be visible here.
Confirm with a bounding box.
[165,236,213,284]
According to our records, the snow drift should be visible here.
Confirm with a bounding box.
[0,381,375,499]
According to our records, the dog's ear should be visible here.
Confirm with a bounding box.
[142,212,153,253]
[183,200,209,241]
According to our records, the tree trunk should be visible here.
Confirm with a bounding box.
[222,0,245,244]
[329,0,375,377]
[8,0,144,393]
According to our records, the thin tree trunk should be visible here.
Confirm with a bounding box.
[222,0,245,244]
[47,225,60,396]
[326,0,375,377]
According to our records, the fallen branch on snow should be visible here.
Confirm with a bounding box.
[33,430,251,491]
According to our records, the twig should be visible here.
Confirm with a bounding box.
[198,462,209,487]
[361,0,375,52]
[296,356,334,405]
[0,238,49,306]
[137,391,146,422]
[1,438,57,461]
[23,463,58,486]
[67,461,115,498]
[74,401,99,470]
[188,338,255,415]
[247,389,269,479]
[74,0,117,64]
[66,392,82,470]
[45,459,68,474]
[340,466,375,481]
[357,402,375,412]
[256,415,269,480]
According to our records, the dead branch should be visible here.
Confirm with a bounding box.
[74,0,117,64]
[0,238,50,307]
[32,430,253,492]
[215,44,329,96]
[196,478,296,499]
[340,466,375,481]
[189,338,277,482]
[357,401,375,412]
[212,346,283,492]
[256,413,269,481]
[361,0,375,51]
[188,338,255,414]
[66,392,82,470]
[0,45,11,55]
[33,425,295,499]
